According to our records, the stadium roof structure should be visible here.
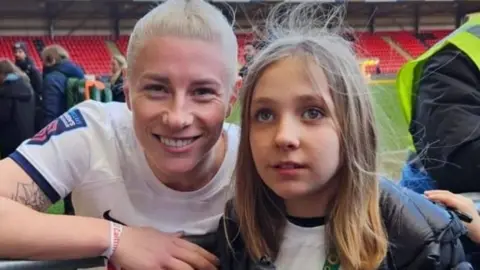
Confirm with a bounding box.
[0,0,479,30]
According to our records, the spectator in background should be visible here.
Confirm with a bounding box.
[13,42,42,102]
[239,42,256,77]
[110,54,127,102]
[0,59,35,159]
[41,45,84,216]
[397,13,480,195]
[13,42,43,132]
[41,44,84,127]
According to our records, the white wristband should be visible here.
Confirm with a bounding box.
[102,221,123,259]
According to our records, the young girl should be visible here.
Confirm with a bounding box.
[217,4,472,270]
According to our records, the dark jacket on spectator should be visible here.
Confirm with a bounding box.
[410,44,480,194]
[111,73,125,102]
[0,74,35,158]
[42,60,84,126]
[216,180,473,270]
[15,56,42,101]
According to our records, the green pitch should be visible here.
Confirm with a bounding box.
[47,81,408,214]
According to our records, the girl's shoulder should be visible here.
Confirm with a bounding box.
[217,183,471,270]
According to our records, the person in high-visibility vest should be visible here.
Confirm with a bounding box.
[397,13,480,195]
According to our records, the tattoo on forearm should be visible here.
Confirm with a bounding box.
[11,182,51,212]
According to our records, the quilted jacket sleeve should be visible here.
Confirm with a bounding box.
[379,180,472,270]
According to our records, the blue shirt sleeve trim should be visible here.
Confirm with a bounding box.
[9,151,61,203]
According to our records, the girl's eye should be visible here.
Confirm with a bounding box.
[302,108,323,120]
[255,109,274,122]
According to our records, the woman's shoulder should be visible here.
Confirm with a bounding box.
[379,180,469,268]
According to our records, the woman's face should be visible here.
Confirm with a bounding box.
[126,36,232,175]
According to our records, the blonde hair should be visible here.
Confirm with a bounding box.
[113,54,127,70]
[41,45,69,66]
[127,0,238,90]
[111,54,127,84]
[233,4,388,270]
[0,58,30,83]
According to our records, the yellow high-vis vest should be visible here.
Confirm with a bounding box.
[396,13,480,150]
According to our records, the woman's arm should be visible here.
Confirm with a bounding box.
[0,158,110,259]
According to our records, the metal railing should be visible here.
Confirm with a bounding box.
[0,232,216,270]
[0,198,478,270]
[0,257,105,270]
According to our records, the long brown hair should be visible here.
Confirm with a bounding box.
[232,4,388,270]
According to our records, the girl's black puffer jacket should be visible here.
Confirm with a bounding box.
[216,180,474,270]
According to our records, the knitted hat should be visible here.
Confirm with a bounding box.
[12,42,28,55]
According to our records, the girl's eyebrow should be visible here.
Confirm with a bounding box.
[252,94,326,106]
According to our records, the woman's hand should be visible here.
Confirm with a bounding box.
[111,226,219,270]
[425,190,480,244]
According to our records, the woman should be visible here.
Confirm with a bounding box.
[216,4,472,270]
[110,55,127,102]
[0,0,239,269]
[0,59,35,158]
[41,44,85,127]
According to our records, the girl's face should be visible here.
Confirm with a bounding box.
[249,56,341,217]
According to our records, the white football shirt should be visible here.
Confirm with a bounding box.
[11,100,240,235]
[275,222,340,270]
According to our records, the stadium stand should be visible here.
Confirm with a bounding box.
[0,30,455,76]
[424,30,451,47]
[40,36,112,75]
[116,35,129,56]
[354,32,407,74]
[387,31,427,58]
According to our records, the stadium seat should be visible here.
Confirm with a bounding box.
[354,32,407,74]
[387,31,427,58]
[116,36,129,56]
[424,30,451,47]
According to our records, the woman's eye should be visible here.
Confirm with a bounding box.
[193,88,215,97]
[302,108,323,120]
[145,84,167,93]
[255,109,274,122]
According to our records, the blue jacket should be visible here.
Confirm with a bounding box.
[42,60,84,127]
